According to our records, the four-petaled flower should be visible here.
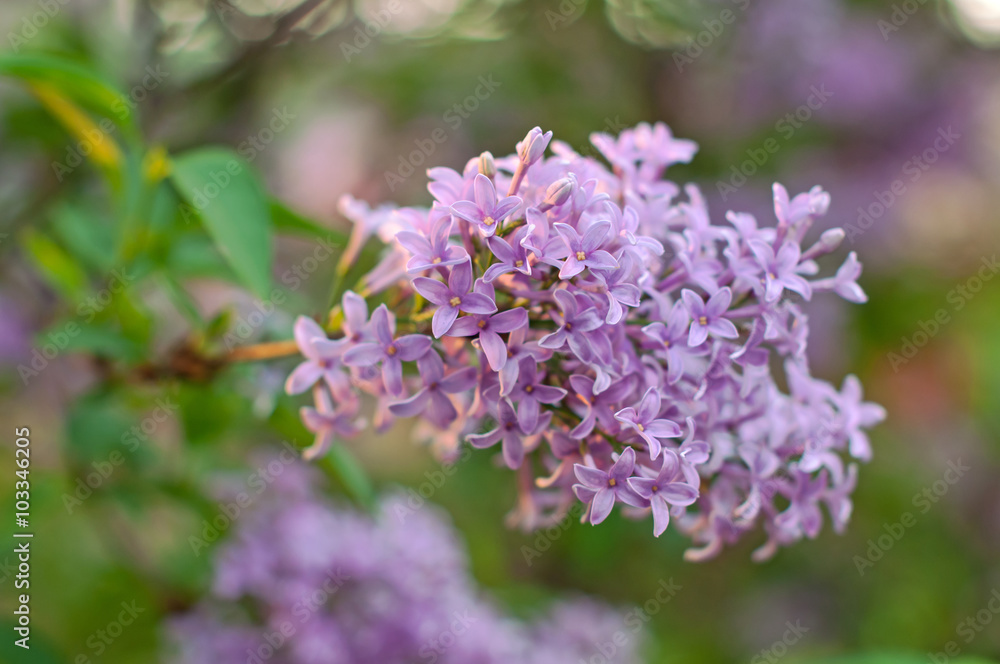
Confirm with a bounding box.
[614,387,682,459]
[342,305,433,397]
[509,359,567,432]
[451,174,522,238]
[628,450,700,537]
[572,447,645,525]
[447,307,528,371]
[553,221,619,279]
[681,287,738,346]
[413,259,498,338]
[538,290,603,361]
[642,301,696,384]
[468,397,549,469]
[388,352,477,428]
[748,239,812,303]
[396,214,468,274]
[299,386,365,461]
[484,225,534,282]
[285,316,349,397]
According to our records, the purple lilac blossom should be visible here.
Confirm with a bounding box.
[166,462,641,664]
[283,123,884,560]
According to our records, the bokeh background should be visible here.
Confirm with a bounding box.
[0,0,999,662]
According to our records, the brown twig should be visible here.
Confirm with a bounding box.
[225,339,300,362]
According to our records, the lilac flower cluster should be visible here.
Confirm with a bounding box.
[166,461,641,664]
[287,123,885,561]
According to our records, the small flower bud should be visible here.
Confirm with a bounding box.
[802,228,846,261]
[543,177,574,208]
[517,126,553,167]
[477,151,496,178]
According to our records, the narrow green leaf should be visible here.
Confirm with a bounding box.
[170,148,273,298]
[0,53,137,132]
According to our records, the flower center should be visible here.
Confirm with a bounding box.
[565,322,573,331]
[663,340,670,348]
[483,216,495,227]
[698,316,708,325]
[432,257,442,264]
[524,385,534,393]
[651,485,659,493]
[515,260,524,268]
[477,319,487,329]
[386,344,398,356]
[636,423,645,432]
[608,478,617,487]
[449,296,462,307]
[576,250,587,261]
[768,272,777,280]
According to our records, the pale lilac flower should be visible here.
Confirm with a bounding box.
[396,214,468,274]
[342,305,432,396]
[538,290,603,360]
[413,259,498,338]
[572,447,645,525]
[553,221,619,279]
[447,307,528,371]
[484,226,534,282]
[641,302,695,384]
[629,451,700,537]
[299,387,364,460]
[509,360,567,432]
[450,174,522,238]
[614,388,682,459]
[833,375,886,461]
[388,352,476,428]
[681,287,739,346]
[469,397,542,469]
[567,374,633,439]
[748,239,813,303]
[285,316,349,397]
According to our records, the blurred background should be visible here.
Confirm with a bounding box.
[0,0,999,662]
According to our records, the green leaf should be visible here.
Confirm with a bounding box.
[0,52,137,132]
[170,148,273,298]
